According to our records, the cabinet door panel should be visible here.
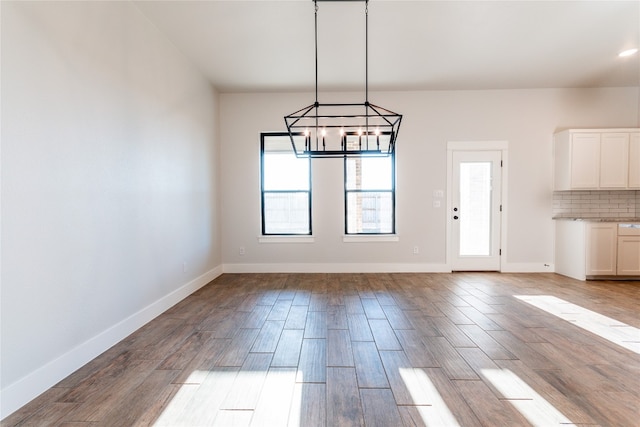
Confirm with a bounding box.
[586,223,617,276]
[571,133,600,189]
[629,133,640,188]
[600,133,629,188]
[617,236,640,275]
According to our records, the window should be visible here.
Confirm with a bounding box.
[344,153,395,234]
[261,133,311,235]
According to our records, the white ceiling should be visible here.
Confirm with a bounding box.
[134,0,640,93]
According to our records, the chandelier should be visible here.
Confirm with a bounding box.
[284,0,402,158]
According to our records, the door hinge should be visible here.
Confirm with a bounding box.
[500,204,502,212]
[499,249,502,255]
[500,160,503,167]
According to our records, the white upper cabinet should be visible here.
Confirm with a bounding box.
[568,132,600,189]
[629,132,640,189]
[599,133,629,188]
[554,129,640,190]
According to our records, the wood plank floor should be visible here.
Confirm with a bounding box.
[3,273,639,426]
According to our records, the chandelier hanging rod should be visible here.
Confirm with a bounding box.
[314,0,369,105]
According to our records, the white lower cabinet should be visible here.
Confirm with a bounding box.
[585,223,617,276]
[617,225,640,275]
[555,220,588,280]
[556,221,640,280]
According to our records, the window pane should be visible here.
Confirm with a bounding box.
[264,134,297,152]
[459,162,491,256]
[263,192,310,234]
[346,192,393,233]
[264,152,309,191]
[261,133,311,235]
[346,157,392,190]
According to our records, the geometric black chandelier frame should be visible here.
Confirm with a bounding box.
[284,0,402,158]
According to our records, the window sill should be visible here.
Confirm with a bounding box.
[343,234,399,243]
[258,235,315,243]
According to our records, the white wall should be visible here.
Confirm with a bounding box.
[1,1,220,416]
[220,88,639,272]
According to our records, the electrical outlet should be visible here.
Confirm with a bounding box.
[413,246,419,255]
[239,246,245,255]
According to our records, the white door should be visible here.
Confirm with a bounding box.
[451,150,502,271]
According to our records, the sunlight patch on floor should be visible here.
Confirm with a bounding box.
[153,368,299,427]
[399,368,461,427]
[514,295,640,354]
[481,368,573,426]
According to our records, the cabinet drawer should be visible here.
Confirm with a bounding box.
[618,224,640,236]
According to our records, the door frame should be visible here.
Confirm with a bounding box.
[446,141,508,272]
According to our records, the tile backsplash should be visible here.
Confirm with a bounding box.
[553,190,639,219]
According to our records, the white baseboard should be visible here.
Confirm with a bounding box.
[223,263,451,273]
[222,262,555,274]
[0,265,223,420]
[501,262,555,273]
